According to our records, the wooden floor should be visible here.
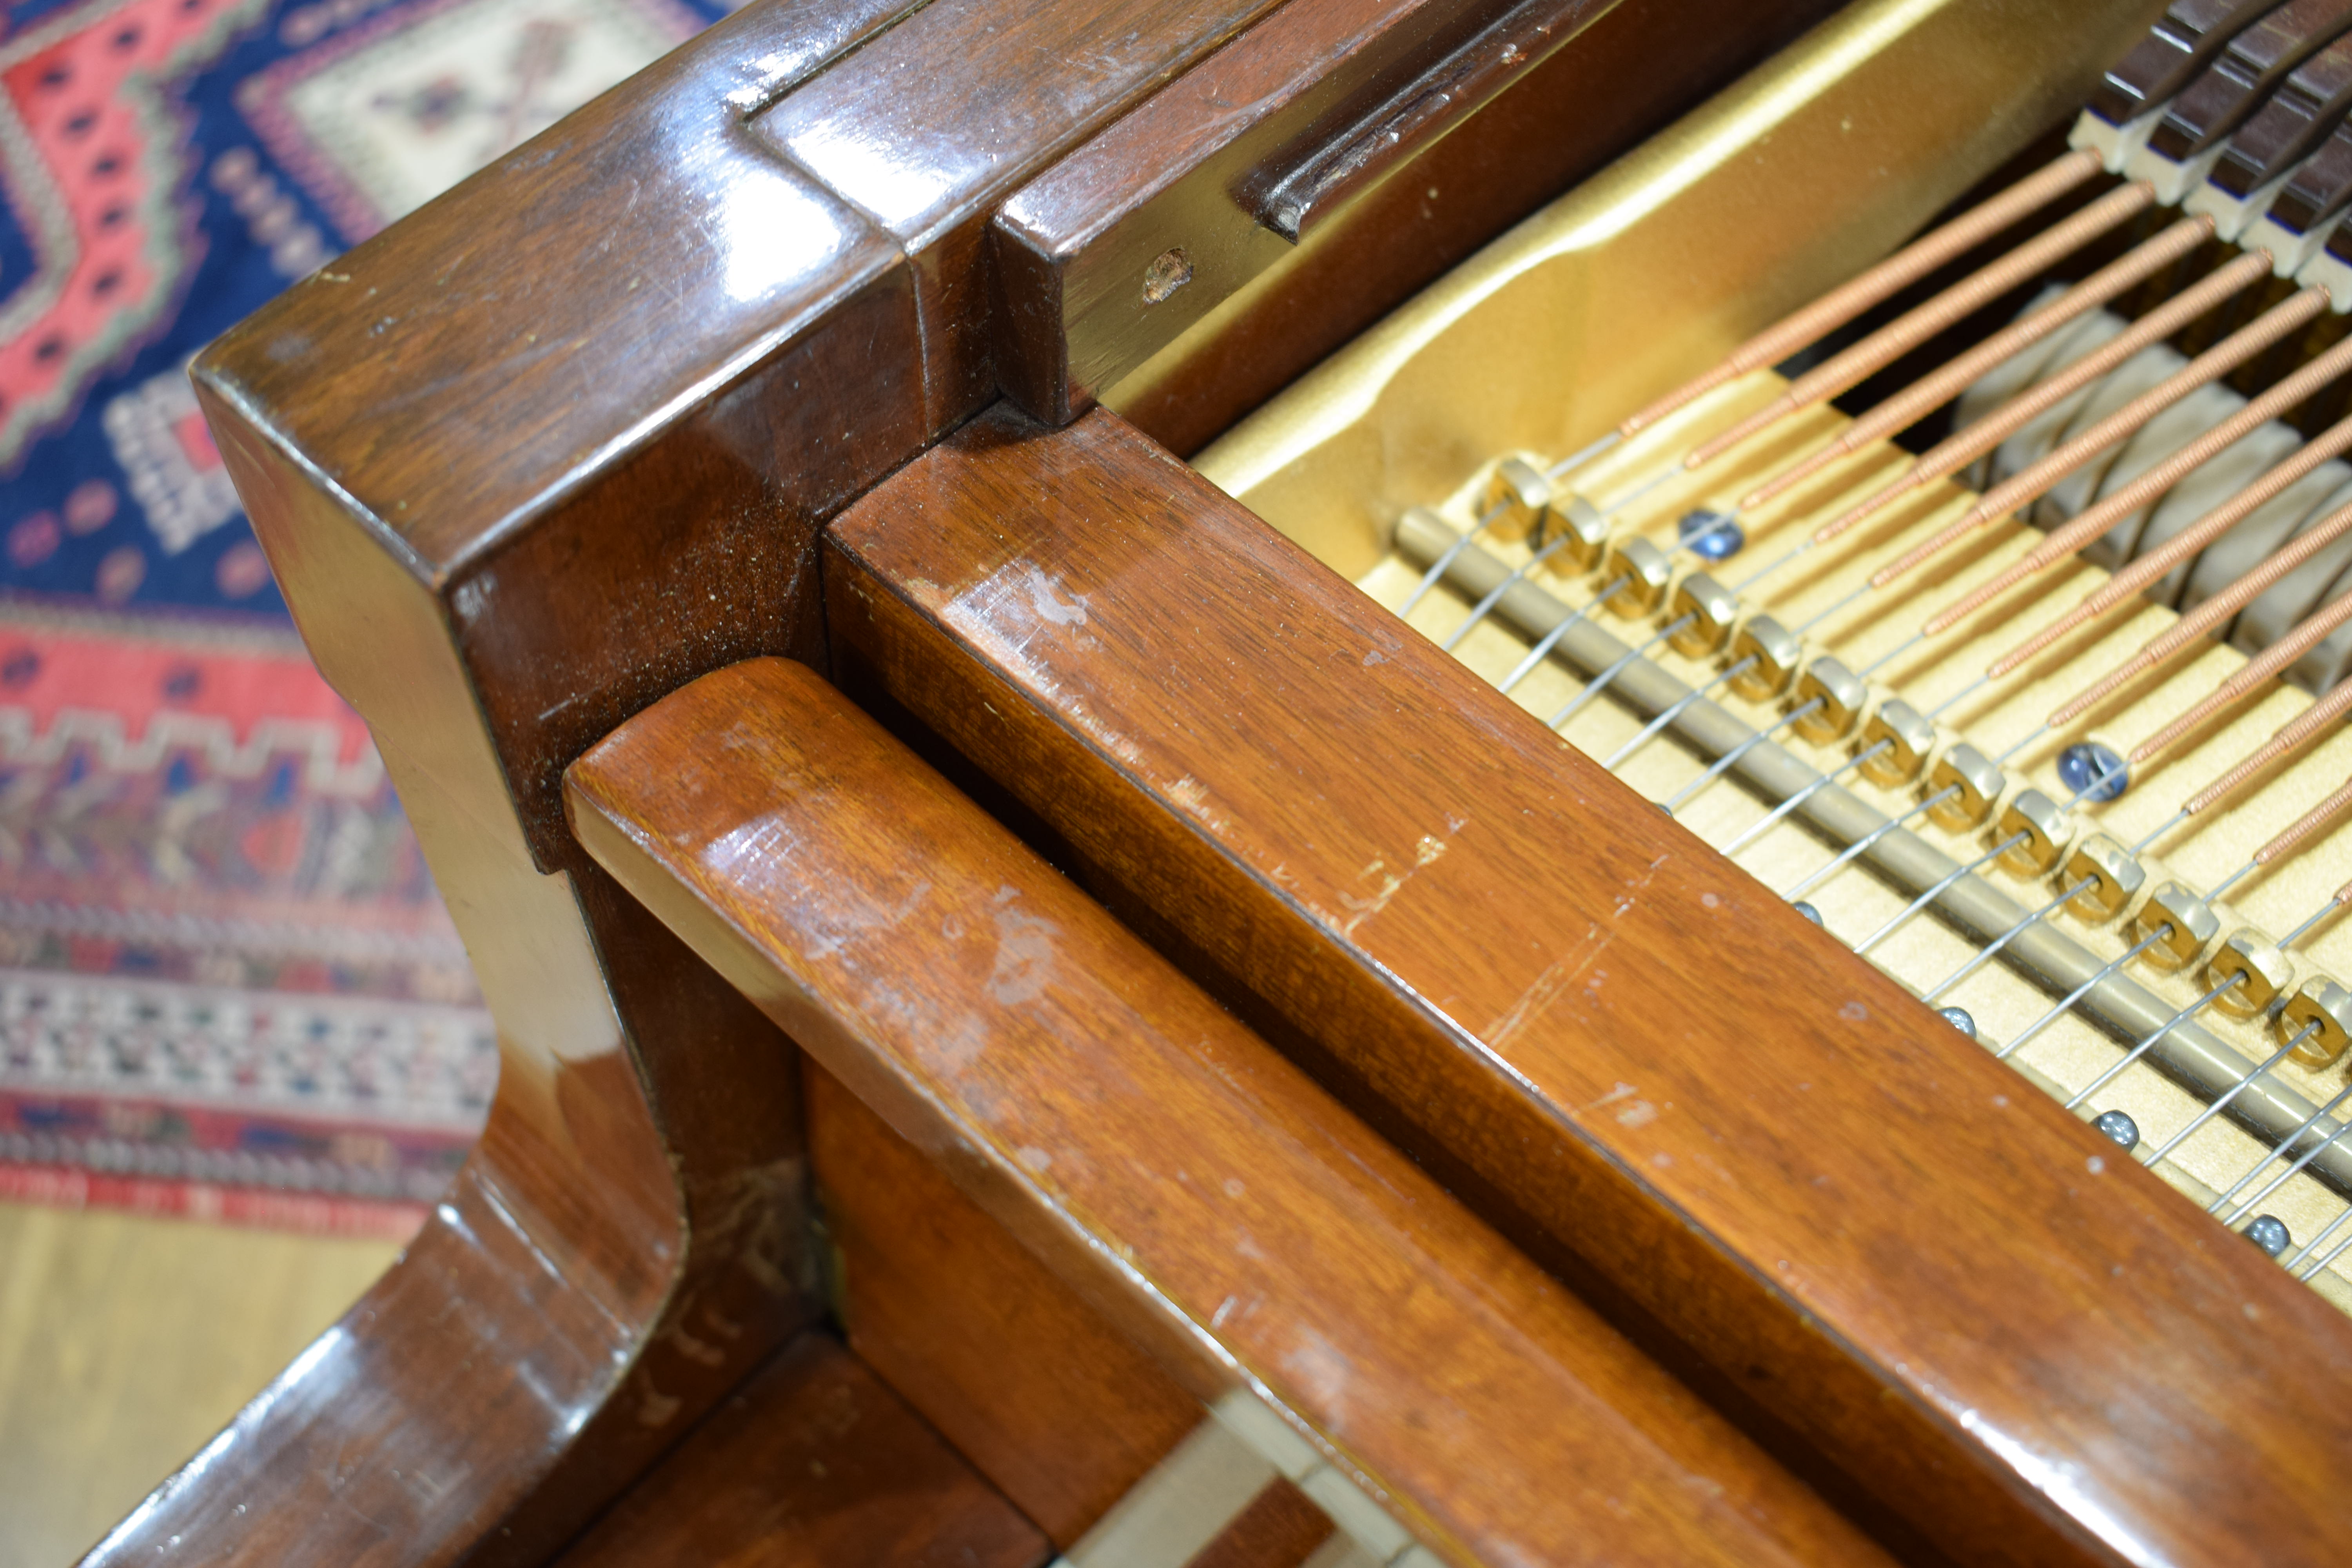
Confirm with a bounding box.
[0,1202,397,1568]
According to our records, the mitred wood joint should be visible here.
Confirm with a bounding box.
[563,653,1892,1568]
[551,1330,1052,1568]
[804,1057,1202,1548]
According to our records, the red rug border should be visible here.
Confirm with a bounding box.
[0,1159,428,1239]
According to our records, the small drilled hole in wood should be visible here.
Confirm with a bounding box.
[1142,247,1192,304]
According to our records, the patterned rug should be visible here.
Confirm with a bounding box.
[0,0,733,1230]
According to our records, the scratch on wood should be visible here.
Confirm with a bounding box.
[1581,1081,1659,1128]
[1337,818,1468,936]
[1487,918,1612,1049]
[1338,858,1405,936]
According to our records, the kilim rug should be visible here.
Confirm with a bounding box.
[0,0,737,1232]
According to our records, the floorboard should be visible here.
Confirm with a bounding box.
[0,1203,394,1568]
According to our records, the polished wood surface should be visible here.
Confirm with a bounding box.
[195,0,913,871]
[824,403,2352,1568]
[169,0,1364,1554]
[151,0,2229,1559]
[807,1058,1201,1547]
[1100,0,1846,456]
[76,1019,810,1568]
[191,0,1798,882]
[748,0,1290,434]
[0,1205,394,1568]
[163,9,1832,1553]
[1185,1478,1335,1568]
[991,0,1554,423]
[551,1331,1050,1568]
[199,0,1290,882]
[153,0,918,1553]
[564,655,1893,1568]
[812,1058,1403,1562]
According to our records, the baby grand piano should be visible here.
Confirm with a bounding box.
[88,0,2352,1561]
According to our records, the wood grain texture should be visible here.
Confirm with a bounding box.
[194,135,919,873]
[551,1332,1050,1568]
[1102,0,1846,456]
[175,0,1756,1551]
[84,423,820,1566]
[79,1026,812,1568]
[747,0,1289,431]
[564,655,1893,1568]
[807,1056,1201,1547]
[160,0,1211,1548]
[989,0,1542,423]
[0,1205,395,1568]
[160,0,2020,1558]
[173,19,918,1543]
[1182,1477,1335,1568]
[822,404,2352,1568]
[181,60,1371,1558]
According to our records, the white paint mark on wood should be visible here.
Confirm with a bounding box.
[1027,566,1089,626]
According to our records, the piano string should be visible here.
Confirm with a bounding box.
[1354,45,2352,1307]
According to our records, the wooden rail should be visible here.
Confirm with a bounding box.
[824,402,2352,1568]
[564,655,1889,1568]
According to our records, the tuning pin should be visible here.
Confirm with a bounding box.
[2136,883,2220,974]
[1666,573,1738,657]
[1926,743,2004,831]
[2282,977,2350,1070]
[1857,699,1936,787]
[1994,789,2072,878]
[2062,835,2147,924]
[1726,614,1801,701]
[1550,495,1612,572]
[1601,537,1672,618]
[1483,456,1552,544]
[2206,930,2295,1021]
[1791,657,1866,744]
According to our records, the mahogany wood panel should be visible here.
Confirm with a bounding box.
[160,0,1983,1557]
[821,404,2352,1568]
[82,419,819,1566]
[747,0,1289,434]
[160,13,923,1539]
[806,1056,1201,1547]
[1184,1478,1336,1568]
[163,0,1372,1557]
[813,1063,1341,1563]
[552,1330,1050,1568]
[565,655,1893,1568]
[1098,0,1847,456]
[196,0,927,873]
[201,0,1296,878]
[989,0,1546,423]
